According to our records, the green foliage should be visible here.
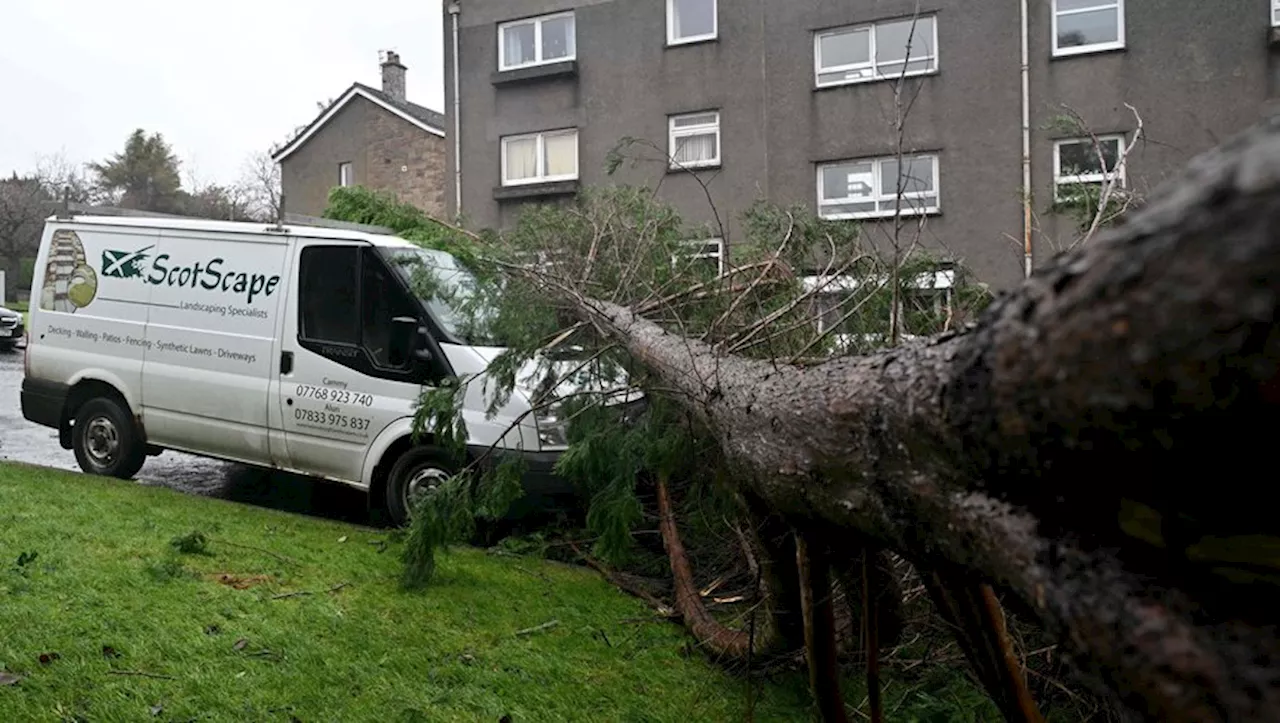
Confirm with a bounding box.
[89,129,184,213]
[1051,183,1135,234]
[324,186,483,268]
[169,529,212,556]
[324,183,992,589]
[400,473,476,590]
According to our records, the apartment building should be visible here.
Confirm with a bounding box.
[443,0,1275,289]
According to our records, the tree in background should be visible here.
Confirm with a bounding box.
[234,151,282,222]
[89,129,184,214]
[0,174,50,302]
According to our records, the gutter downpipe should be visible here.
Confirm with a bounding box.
[1020,0,1033,278]
[448,1,463,218]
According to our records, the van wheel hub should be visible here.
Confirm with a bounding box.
[85,417,120,465]
[405,466,451,509]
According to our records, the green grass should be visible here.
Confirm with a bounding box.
[0,463,826,722]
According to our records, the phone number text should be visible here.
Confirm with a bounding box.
[294,408,372,431]
[295,385,374,406]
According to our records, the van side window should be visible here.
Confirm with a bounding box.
[360,247,418,369]
[299,246,360,344]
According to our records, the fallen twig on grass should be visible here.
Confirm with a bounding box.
[271,582,350,600]
[107,670,175,681]
[212,538,300,566]
[515,620,560,637]
[569,542,676,617]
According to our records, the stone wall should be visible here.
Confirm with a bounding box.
[364,104,448,218]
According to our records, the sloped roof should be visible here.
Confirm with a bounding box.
[271,83,446,162]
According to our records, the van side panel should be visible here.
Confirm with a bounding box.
[26,223,158,415]
[140,229,288,465]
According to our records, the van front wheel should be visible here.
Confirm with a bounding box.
[72,397,146,479]
[385,447,458,527]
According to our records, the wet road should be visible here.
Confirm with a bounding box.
[0,346,375,525]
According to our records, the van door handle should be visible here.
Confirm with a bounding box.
[280,351,294,375]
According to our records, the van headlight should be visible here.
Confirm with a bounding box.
[534,401,569,448]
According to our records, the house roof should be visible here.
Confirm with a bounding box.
[271,82,446,163]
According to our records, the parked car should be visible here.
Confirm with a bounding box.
[21,213,638,525]
[0,304,24,352]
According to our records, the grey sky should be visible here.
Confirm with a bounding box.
[0,0,445,187]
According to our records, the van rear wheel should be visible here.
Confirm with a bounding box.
[72,397,146,479]
[384,447,458,527]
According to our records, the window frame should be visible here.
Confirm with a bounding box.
[500,128,580,187]
[816,154,941,221]
[497,11,577,71]
[667,111,722,169]
[1273,0,1279,27]
[338,162,352,187]
[295,244,452,383]
[1051,0,1125,57]
[672,237,725,275]
[1053,135,1126,201]
[813,15,940,89]
[666,0,718,46]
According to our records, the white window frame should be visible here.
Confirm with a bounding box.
[816,154,941,220]
[1053,135,1126,201]
[666,0,718,46]
[814,15,939,89]
[668,111,721,169]
[498,12,576,71]
[338,162,352,187]
[672,237,725,275]
[1273,0,1279,27]
[500,128,580,187]
[1052,0,1125,57]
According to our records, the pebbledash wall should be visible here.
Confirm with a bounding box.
[444,0,1278,289]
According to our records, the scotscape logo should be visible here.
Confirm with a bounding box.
[102,246,281,304]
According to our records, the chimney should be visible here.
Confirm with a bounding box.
[381,50,406,101]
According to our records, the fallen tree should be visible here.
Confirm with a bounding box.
[531,117,1280,720]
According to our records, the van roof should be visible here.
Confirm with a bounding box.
[49,214,418,249]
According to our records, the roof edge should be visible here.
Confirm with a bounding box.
[271,85,446,163]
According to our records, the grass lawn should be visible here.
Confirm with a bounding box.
[0,462,825,722]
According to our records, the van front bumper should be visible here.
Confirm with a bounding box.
[465,445,572,496]
[465,445,576,519]
[21,378,67,431]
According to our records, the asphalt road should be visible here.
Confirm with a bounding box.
[0,346,373,525]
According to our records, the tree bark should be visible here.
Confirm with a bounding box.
[558,117,1280,720]
[797,534,849,723]
[655,474,752,659]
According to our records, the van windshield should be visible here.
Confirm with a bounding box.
[379,246,500,346]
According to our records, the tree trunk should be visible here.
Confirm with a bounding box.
[557,117,1280,720]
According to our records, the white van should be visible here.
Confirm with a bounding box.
[21,213,607,525]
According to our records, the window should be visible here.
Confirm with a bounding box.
[668,111,720,169]
[817,155,940,219]
[501,129,579,186]
[1273,0,1279,26]
[1054,136,1125,201]
[667,0,716,45]
[299,246,360,345]
[673,238,724,275]
[815,15,938,87]
[338,162,352,187]
[360,248,417,369]
[1052,0,1124,56]
[499,12,575,70]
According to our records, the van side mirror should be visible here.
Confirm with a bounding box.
[390,316,430,366]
